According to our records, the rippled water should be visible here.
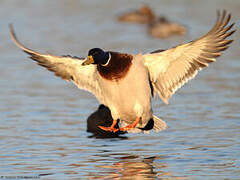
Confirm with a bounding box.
[1,0,240,179]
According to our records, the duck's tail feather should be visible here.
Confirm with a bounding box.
[120,115,167,133]
[153,115,167,132]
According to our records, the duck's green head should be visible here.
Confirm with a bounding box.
[82,48,110,66]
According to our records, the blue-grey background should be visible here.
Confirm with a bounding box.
[0,0,240,179]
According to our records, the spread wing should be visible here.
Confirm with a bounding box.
[143,10,235,104]
[9,24,104,103]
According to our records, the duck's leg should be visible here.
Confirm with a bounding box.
[98,119,119,132]
[119,117,141,131]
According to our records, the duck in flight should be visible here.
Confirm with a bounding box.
[10,10,235,133]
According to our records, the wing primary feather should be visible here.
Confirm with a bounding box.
[215,39,233,47]
[218,30,235,39]
[9,24,41,56]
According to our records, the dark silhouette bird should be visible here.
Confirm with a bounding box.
[87,104,126,138]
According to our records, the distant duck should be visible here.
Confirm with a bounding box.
[118,5,186,38]
[87,104,126,138]
[148,16,186,38]
[118,5,155,24]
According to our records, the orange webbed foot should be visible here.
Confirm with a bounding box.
[98,126,119,133]
[98,119,119,133]
[119,117,141,131]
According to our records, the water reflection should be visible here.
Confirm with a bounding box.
[88,154,158,179]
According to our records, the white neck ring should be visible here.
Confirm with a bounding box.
[102,53,111,67]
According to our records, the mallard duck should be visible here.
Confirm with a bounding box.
[148,16,186,38]
[10,10,235,133]
[118,5,155,24]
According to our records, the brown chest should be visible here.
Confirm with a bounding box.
[97,52,133,81]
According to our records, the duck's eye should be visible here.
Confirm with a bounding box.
[93,52,99,56]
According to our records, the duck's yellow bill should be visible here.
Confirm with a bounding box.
[82,55,94,66]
